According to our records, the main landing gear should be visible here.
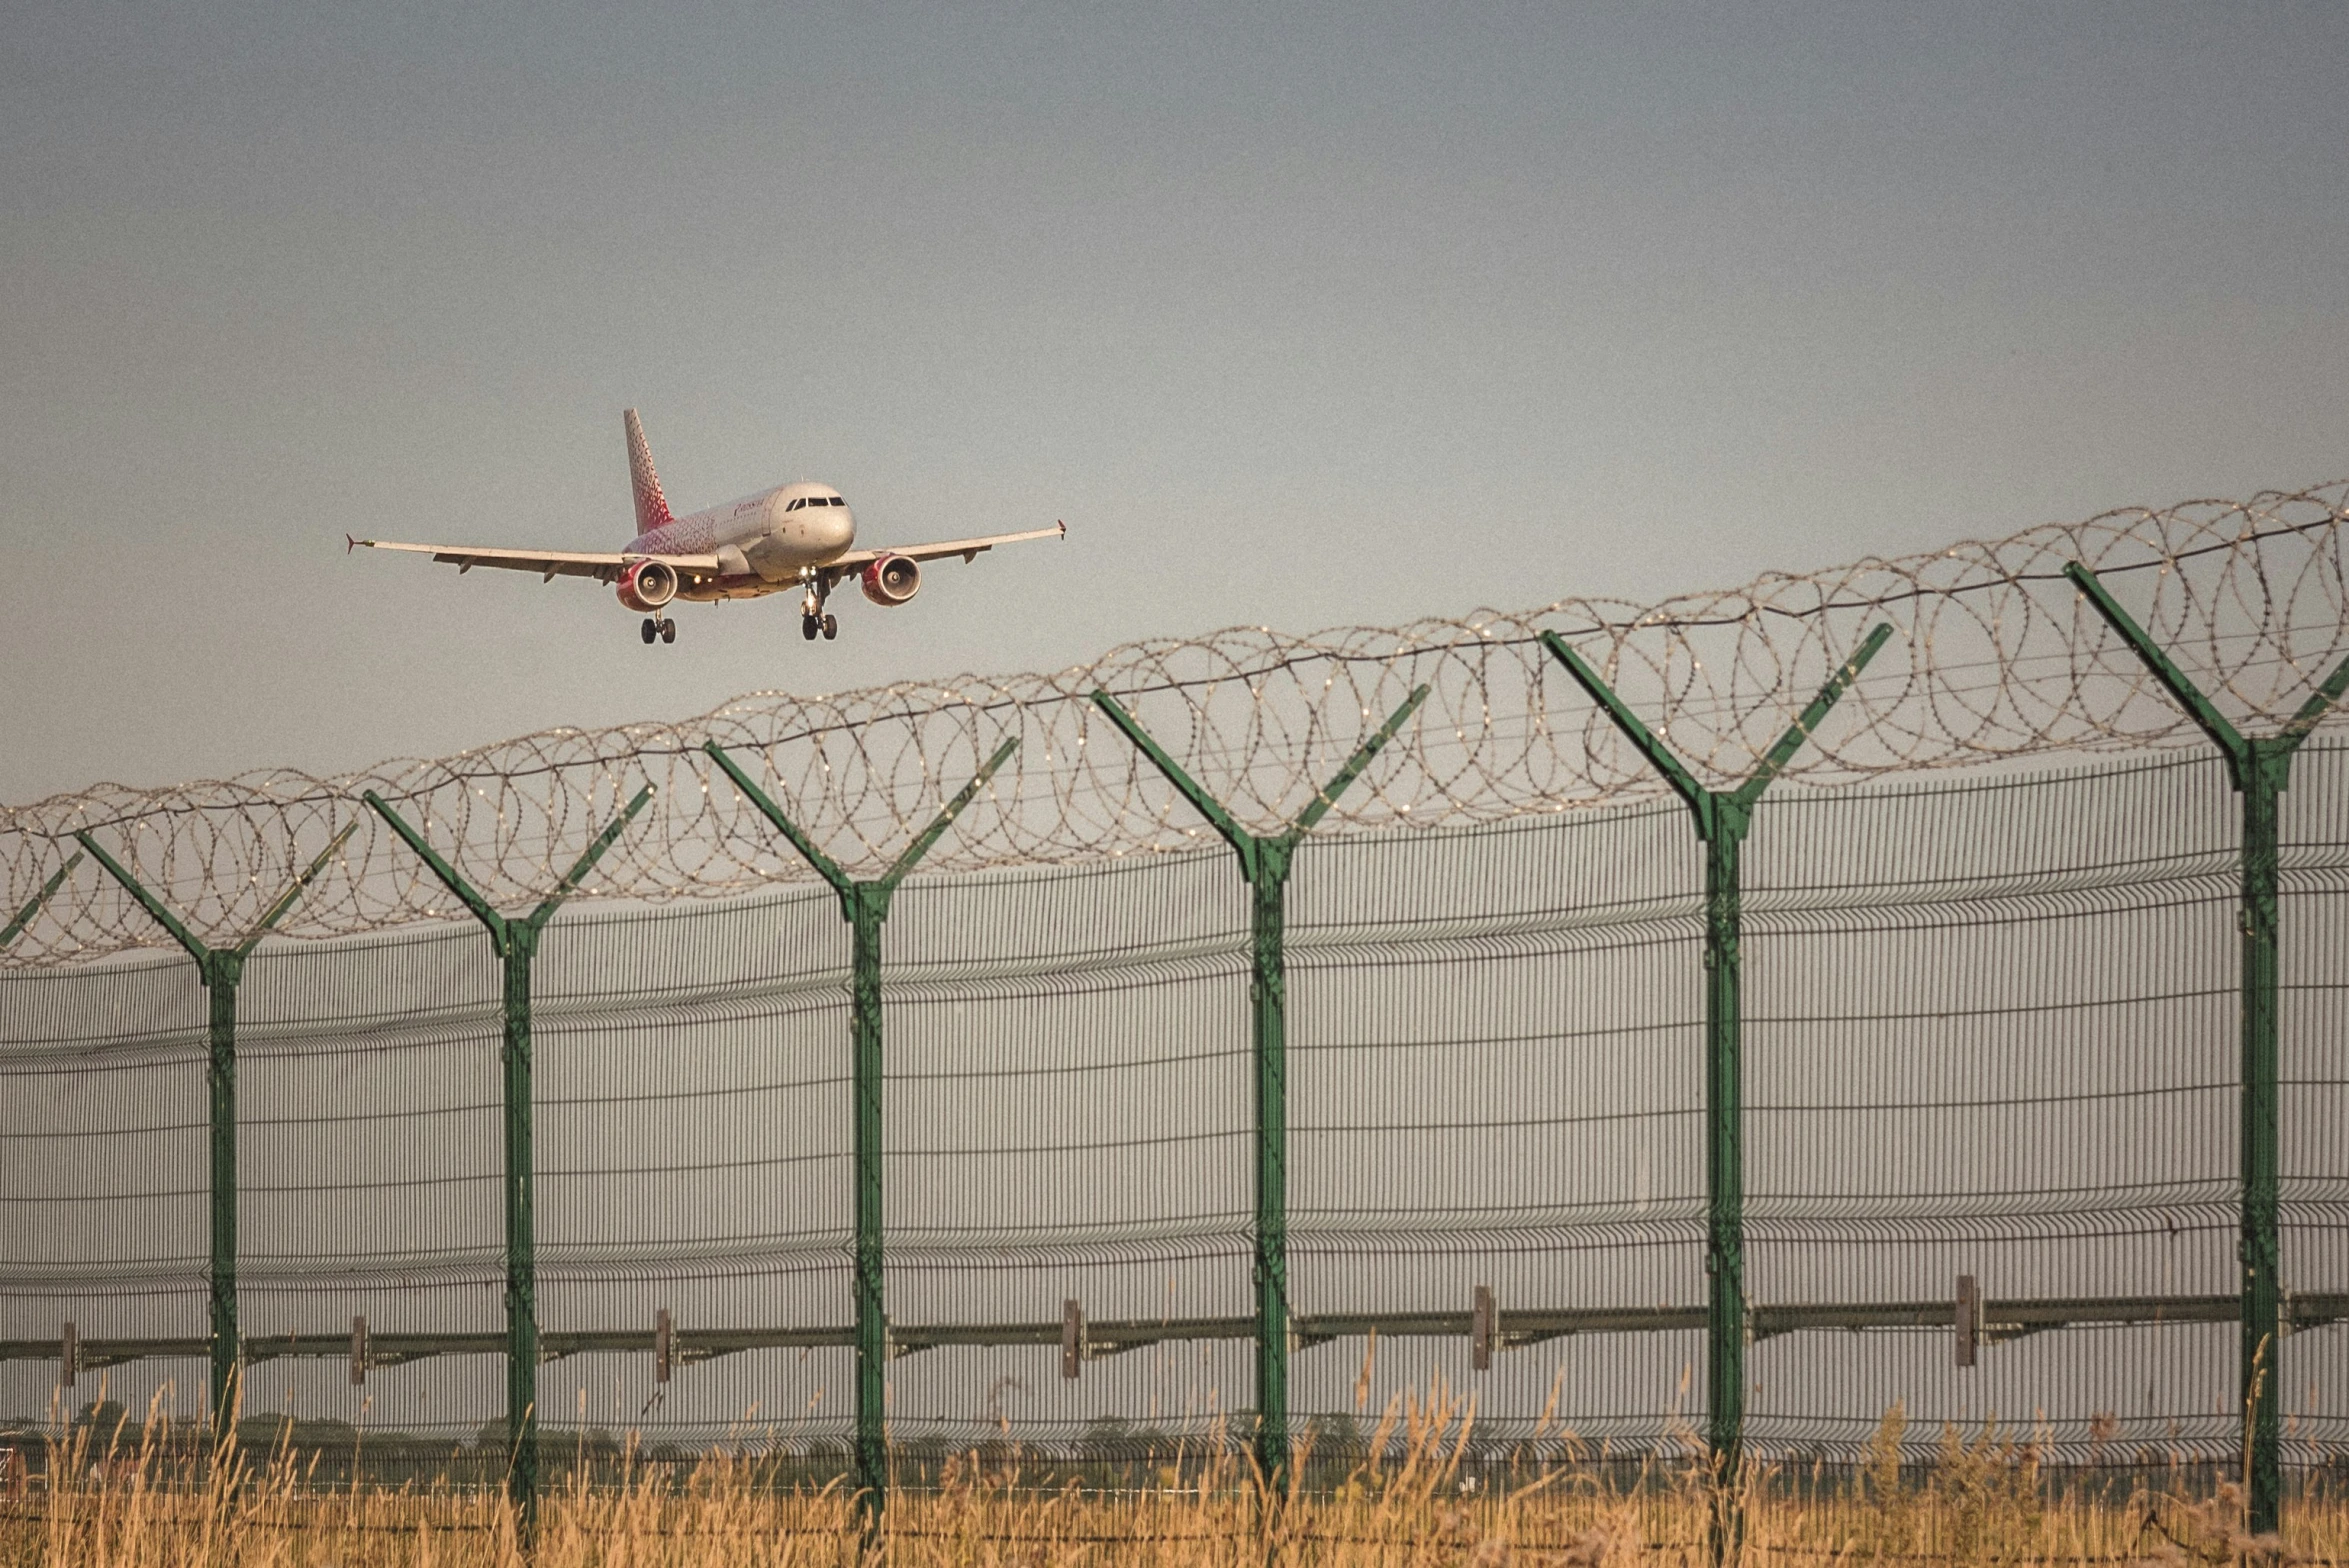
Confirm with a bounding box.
[641,616,676,645]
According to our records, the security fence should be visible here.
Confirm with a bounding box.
[2,494,2347,1545]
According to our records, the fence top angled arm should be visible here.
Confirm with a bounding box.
[702,743,854,899]
[231,822,359,958]
[0,850,83,951]
[74,832,211,964]
[1727,622,1896,812]
[523,786,655,935]
[362,792,508,944]
[1288,685,1430,839]
[1089,691,1259,870]
[880,737,1020,892]
[1537,632,1713,830]
[2064,563,2250,776]
[2277,652,2349,751]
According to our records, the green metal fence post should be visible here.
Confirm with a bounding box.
[74,825,356,1440]
[1541,623,1891,1558]
[2065,563,2349,1536]
[0,850,82,951]
[702,737,1020,1534]
[1087,684,1429,1491]
[846,882,887,1536]
[362,786,652,1533]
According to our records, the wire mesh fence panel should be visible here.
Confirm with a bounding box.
[232,923,503,1471]
[0,953,207,1432]
[529,882,853,1455]
[1740,749,2245,1463]
[2280,738,2349,1472]
[1285,799,1706,1455]
[238,924,503,1315]
[3,739,2347,1487]
[877,849,1252,1461]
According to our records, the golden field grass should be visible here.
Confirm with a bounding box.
[3,1388,2340,1567]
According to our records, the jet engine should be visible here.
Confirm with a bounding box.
[617,558,679,612]
[860,554,921,606]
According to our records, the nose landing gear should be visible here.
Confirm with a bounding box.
[642,616,677,645]
[800,577,839,641]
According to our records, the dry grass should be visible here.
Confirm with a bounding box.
[3,1388,2340,1567]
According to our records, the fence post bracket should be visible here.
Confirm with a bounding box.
[1540,624,1890,1563]
[73,821,356,1441]
[703,736,1018,1534]
[2067,561,2349,1537]
[1087,683,1428,1490]
[361,786,651,1535]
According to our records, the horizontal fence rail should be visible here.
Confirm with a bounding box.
[9,1291,2344,1367]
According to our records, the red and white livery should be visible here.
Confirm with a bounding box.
[350,409,1064,645]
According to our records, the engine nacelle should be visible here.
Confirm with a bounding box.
[860,554,921,607]
[617,558,679,612]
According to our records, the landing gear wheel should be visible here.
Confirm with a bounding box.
[641,618,658,645]
[801,614,820,641]
[821,614,838,640]
[659,619,677,645]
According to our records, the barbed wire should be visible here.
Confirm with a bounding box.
[4,483,2344,967]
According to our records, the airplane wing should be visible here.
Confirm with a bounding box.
[829,521,1066,571]
[347,536,722,582]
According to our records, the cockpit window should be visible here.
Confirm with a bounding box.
[786,497,804,510]
[827,496,845,506]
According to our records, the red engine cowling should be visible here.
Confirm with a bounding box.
[860,554,920,607]
[616,558,679,612]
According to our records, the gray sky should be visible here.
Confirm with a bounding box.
[4,3,2344,805]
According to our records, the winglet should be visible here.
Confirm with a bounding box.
[1058,519,1067,537]
[346,533,357,554]
[624,409,675,536]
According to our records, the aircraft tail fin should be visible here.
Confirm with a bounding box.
[624,409,674,536]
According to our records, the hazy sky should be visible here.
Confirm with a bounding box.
[4,4,2344,805]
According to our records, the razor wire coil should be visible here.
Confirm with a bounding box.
[3,483,2344,966]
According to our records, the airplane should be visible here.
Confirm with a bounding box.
[349,410,1063,645]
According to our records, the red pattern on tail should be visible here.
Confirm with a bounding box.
[624,409,674,536]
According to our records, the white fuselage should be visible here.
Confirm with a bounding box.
[627,483,857,602]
